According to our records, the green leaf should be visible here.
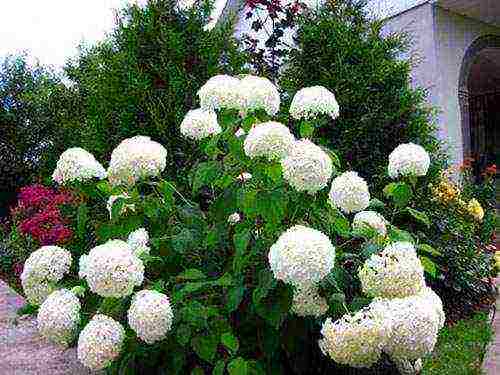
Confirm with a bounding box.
[384,182,412,208]
[228,357,248,375]
[76,203,89,240]
[252,269,276,304]
[176,324,192,346]
[177,268,206,281]
[387,227,414,243]
[233,229,252,273]
[213,361,226,375]
[420,256,438,278]
[191,334,219,363]
[299,120,315,138]
[368,198,385,210]
[192,161,221,193]
[406,207,431,227]
[158,180,175,207]
[332,212,350,238]
[191,367,205,375]
[418,243,441,257]
[221,332,239,354]
[214,273,233,287]
[227,286,246,313]
[171,229,198,254]
[265,163,282,184]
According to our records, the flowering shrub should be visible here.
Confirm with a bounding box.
[14,73,469,374]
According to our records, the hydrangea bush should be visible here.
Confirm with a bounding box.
[20,73,450,374]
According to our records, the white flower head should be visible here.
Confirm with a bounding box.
[290,86,340,120]
[352,211,387,236]
[318,306,390,368]
[388,143,430,179]
[329,171,370,214]
[77,314,125,370]
[243,121,295,160]
[37,289,81,346]
[127,228,150,258]
[291,284,329,317]
[197,74,242,111]
[239,75,280,116]
[21,246,72,305]
[359,241,425,299]
[128,290,174,344]
[237,172,252,181]
[281,139,333,194]
[228,212,241,225]
[108,136,167,187]
[52,147,106,185]
[235,128,246,138]
[79,239,144,298]
[268,225,335,285]
[180,108,221,140]
[107,193,135,219]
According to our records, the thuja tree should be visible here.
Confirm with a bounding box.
[23,74,447,374]
[278,0,443,190]
[0,55,72,215]
[63,0,246,186]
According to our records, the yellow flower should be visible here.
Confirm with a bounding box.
[467,199,484,221]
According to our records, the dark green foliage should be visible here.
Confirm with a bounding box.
[64,0,246,186]
[280,0,444,190]
[0,55,70,214]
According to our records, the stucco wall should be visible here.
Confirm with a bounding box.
[433,6,500,163]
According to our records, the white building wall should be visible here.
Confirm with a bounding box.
[433,7,500,163]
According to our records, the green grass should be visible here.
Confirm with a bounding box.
[423,312,493,375]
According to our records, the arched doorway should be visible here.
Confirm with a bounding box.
[458,35,500,178]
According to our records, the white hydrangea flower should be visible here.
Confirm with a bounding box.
[237,172,252,181]
[235,128,246,138]
[239,75,280,116]
[376,294,442,363]
[243,121,295,160]
[197,74,242,111]
[79,239,144,298]
[21,246,72,305]
[359,241,425,299]
[228,212,241,225]
[329,171,370,214]
[52,147,106,185]
[289,86,340,120]
[127,228,150,258]
[417,287,446,329]
[291,284,329,317]
[268,225,335,285]
[281,139,333,194]
[180,108,221,140]
[352,211,387,236]
[77,314,125,370]
[107,193,135,219]
[127,290,174,344]
[388,143,430,179]
[108,136,167,187]
[318,306,390,368]
[37,289,81,346]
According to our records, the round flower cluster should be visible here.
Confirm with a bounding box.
[127,228,150,258]
[329,171,370,213]
[467,198,484,221]
[378,293,442,362]
[37,289,81,346]
[359,242,425,299]
[77,314,125,370]
[127,290,174,344]
[239,75,280,116]
[318,307,390,368]
[227,212,241,225]
[352,210,387,236]
[388,143,430,179]
[237,172,252,181]
[79,239,144,298]
[107,193,135,219]
[268,225,335,285]
[107,136,167,187]
[180,108,221,140]
[243,121,295,160]
[197,74,242,111]
[281,139,333,194]
[235,128,246,138]
[289,86,340,120]
[21,246,72,305]
[52,147,106,185]
[291,284,329,318]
